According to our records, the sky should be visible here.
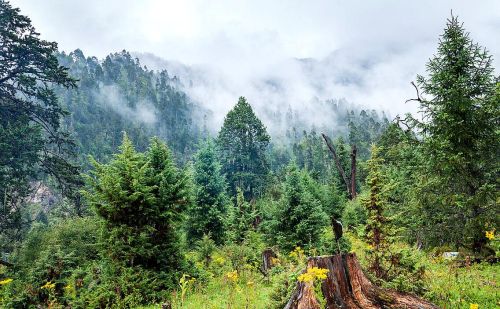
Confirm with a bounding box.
[10,0,500,129]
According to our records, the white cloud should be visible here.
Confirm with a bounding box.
[11,0,500,130]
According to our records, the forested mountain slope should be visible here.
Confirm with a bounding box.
[55,49,206,165]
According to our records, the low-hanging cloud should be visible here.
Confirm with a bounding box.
[11,0,500,133]
[96,85,158,125]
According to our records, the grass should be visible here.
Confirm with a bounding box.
[349,232,499,308]
[424,260,499,308]
[140,271,274,309]
[139,235,499,309]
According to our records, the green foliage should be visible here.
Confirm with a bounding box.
[342,191,368,231]
[274,163,328,252]
[5,217,99,308]
[217,97,271,199]
[56,49,204,166]
[0,0,80,254]
[226,188,257,243]
[363,144,391,278]
[83,135,190,306]
[424,261,499,308]
[409,15,499,252]
[188,140,230,245]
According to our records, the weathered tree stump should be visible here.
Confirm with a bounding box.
[261,248,278,275]
[285,253,438,309]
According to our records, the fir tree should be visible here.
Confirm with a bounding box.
[410,15,499,252]
[84,134,188,280]
[226,188,257,243]
[188,140,230,245]
[275,163,328,252]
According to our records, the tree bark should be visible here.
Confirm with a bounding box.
[285,253,438,309]
[261,248,278,275]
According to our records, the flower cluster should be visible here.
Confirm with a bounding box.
[41,281,56,290]
[289,246,305,260]
[0,278,13,285]
[485,230,495,241]
[225,270,238,283]
[297,267,329,283]
[470,303,479,309]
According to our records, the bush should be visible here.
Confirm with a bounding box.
[6,217,100,308]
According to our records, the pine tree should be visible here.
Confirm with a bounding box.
[275,163,328,252]
[217,97,270,199]
[188,140,230,245]
[411,15,499,252]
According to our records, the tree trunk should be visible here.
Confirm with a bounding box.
[321,133,351,199]
[285,253,438,309]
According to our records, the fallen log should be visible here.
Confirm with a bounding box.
[285,253,438,309]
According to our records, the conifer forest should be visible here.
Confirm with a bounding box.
[0,1,498,308]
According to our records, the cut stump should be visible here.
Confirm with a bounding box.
[285,253,438,309]
[261,248,278,275]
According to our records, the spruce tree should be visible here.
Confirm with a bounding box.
[410,15,499,252]
[217,97,270,199]
[85,135,188,279]
[275,163,328,252]
[227,188,257,243]
[188,140,230,245]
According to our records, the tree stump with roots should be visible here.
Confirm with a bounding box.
[285,253,438,309]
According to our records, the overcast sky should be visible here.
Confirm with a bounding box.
[10,0,500,126]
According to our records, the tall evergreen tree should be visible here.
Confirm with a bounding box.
[188,140,230,245]
[217,97,270,199]
[410,15,499,252]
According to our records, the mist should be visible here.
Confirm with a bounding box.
[11,0,500,133]
[97,85,158,125]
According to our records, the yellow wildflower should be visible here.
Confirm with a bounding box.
[225,270,238,282]
[246,281,254,286]
[289,246,305,260]
[41,281,56,289]
[271,257,281,265]
[485,230,495,240]
[179,274,196,286]
[297,267,329,283]
[0,278,13,285]
[470,304,479,309]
